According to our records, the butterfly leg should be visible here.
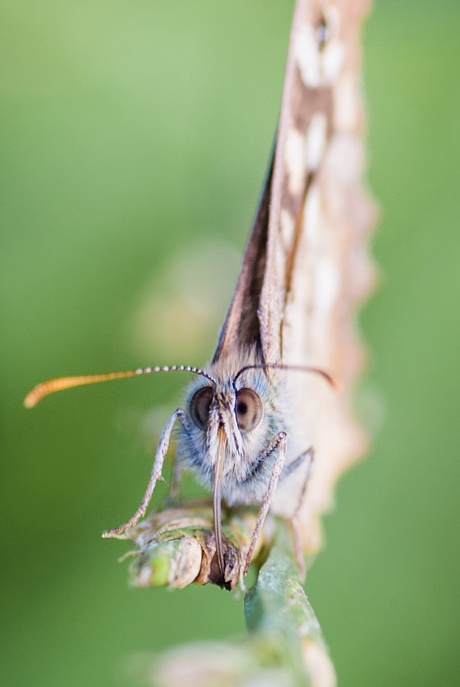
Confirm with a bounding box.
[102,408,187,538]
[283,447,315,579]
[280,446,314,483]
[168,454,182,501]
[167,411,195,502]
[243,431,288,575]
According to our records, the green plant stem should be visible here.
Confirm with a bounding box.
[244,520,333,686]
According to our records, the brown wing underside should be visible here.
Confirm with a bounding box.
[211,147,274,363]
[213,0,335,366]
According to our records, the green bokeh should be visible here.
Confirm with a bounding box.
[1,1,459,685]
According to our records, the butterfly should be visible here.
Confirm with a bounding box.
[25,0,374,581]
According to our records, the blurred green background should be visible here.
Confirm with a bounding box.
[2,0,459,685]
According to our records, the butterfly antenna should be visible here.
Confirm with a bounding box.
[24,365,216,408]
[234,363,337,388]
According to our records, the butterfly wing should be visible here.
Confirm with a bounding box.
[215,0,376,551]
[263,0,376,549]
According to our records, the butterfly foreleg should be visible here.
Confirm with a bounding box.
[243,431,288,575]
[102,408,188,538]
[168,453,182,501]
[167,410,195,502]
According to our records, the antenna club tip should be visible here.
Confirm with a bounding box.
[23,391,39,409]
[328,372,342,391]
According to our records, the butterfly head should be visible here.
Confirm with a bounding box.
[182,355,277,576]
[189,380,265,455]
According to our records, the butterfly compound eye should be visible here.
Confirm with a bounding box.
[190,386,214,430]
[235,388,263,433]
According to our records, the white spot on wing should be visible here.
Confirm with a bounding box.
[285,128,306,195]
[306,113,327,171]
[316,258,340,321]
[295,22,345,87]
[284,114,326,197]
[303,183,321,242]
[295,23,322,87]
